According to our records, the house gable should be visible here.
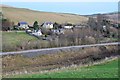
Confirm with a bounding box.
[42,22,53,29]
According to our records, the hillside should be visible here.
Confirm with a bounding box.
[1,5,88,25]
[86,12,120,23]
[103,12,120,23]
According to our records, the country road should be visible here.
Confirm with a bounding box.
[1,42,120,57]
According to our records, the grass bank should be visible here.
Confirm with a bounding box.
[11,58,119,78]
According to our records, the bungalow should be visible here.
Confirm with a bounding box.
[18,22,29,29]
[42,22,53,29]
[32,30,42,36]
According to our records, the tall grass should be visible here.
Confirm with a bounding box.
[12,59,118,78]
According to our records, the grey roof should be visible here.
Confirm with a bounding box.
[19,22,28,24]
[44,22,53,25]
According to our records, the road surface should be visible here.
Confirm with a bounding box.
[1,42,120,57]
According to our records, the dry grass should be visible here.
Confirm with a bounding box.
[2,6,88,25]
[2,45,119,76]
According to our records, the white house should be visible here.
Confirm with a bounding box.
[42,22,53,29]
[32,30,42,36]
[18,22,29,29]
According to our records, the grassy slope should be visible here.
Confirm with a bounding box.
[2,31,37,43]
[13,59,118,78]
[2,6,88,25]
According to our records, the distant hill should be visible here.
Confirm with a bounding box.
[103,12,120,21]
[85,12,120,23]
[1,5,88,25]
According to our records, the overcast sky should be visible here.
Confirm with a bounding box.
[2,2,118,15]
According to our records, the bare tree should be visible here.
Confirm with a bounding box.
[2,18,14,31]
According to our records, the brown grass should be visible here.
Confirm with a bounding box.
[2,6,88,25]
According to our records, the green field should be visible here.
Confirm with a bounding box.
[2,31,49,52]
[2,31,38,44]
[12,59,118,78]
